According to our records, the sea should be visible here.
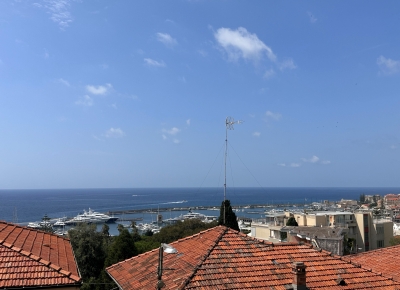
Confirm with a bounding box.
[1,187,399,235]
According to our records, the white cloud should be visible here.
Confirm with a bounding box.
[377,55,400,75]
[144,58,166,67]
[40,0,75,29]
[111,103,117,109]
[173,139,180,144]
[104,128,125,138]
[58,78,70,86]
[75,95,93,106]
[265,110,282,121]
[264,68,275,79]
[86,83,112,95]
[186,119,191,126]
[253,132,261,137]
[279,59,297,70]
[162,134,167,140]
[278,163,286,167]
[156,33,177,47]
[302,155,320,163]
[214,27,276,62]
[307,12,317,23]
[302,155,331,165]
[290,163,301,167]
[162,127,180,135]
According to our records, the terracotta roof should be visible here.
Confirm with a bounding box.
[106,226,400,289]
[0,221,81,289]
[343,245,400,282]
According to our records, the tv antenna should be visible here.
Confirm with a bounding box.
[223,117,243,225]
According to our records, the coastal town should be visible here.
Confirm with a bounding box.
[2,0,399,289]
[2,192,400,289]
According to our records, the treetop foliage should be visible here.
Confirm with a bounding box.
[218,199,239,231]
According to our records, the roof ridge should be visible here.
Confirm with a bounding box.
[178,226,229,289]
[0,220,71,241]
[0,238,81,283]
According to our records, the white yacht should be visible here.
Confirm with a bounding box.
[65,208,118,225]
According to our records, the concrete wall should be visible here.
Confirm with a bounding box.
[316,238,344,256]
[251,224,271,240]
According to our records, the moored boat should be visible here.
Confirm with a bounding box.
[65,208,118,225]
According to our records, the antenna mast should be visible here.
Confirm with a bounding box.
[224,117,242,225]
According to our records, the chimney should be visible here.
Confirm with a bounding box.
[292,262,308,290]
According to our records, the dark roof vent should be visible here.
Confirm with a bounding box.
[336,277,346,286]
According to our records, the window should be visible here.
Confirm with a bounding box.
[377,240,384,248]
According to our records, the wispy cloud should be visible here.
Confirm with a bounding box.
[162,127,181,144]
[186,119,191,126]
[253,132,261,137]
[302,155,331,165]
[265,110,282,121]
[307,11,317,23]
[214,26,296,77]
[57,78,70,86]
[302,155,320,163]
[377,55,400,75]
[86,83,112,95]
[279,59,297,71]
[75,95,93,106]
[104,128,125,138]
[214,27,276,62]
[39,0,75,30]
[162,127,181,135]
[280,155,330,168]
[144,58,166,67]
[278,163,300,168]
[264,68,275,79]
[156,33,177,47]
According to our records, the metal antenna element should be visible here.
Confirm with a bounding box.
[223,117,243,225]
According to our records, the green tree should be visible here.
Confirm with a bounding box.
[218,200,239,231]
[343,235,356,255]
[286,217,298,226]
[105,227,138,267]
[68,223,106,281]
[280,217,298,241]
[130,221,141,242]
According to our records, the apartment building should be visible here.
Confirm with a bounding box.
[251,210,393,253]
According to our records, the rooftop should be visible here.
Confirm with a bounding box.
[0,221,81,289]
[343,244,400,282]
[107,226,400,289]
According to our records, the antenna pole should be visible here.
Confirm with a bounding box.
[224,117,242,225]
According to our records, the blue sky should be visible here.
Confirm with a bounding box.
[0,1,399,189]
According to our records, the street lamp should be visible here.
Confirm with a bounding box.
[157,243,178,289]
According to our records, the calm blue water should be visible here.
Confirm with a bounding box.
[1,187,400,224]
